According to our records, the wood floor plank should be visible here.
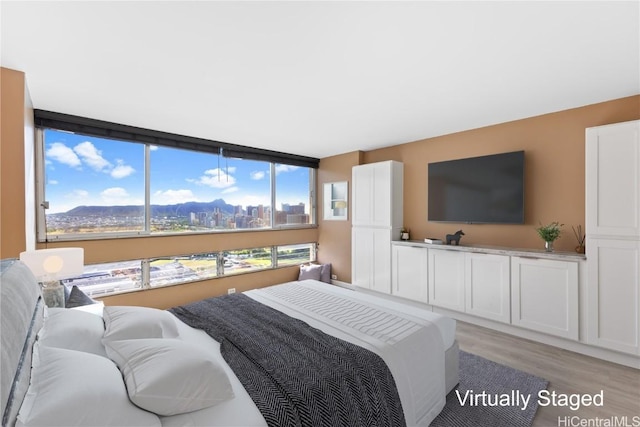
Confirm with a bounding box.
[455,321,640,426]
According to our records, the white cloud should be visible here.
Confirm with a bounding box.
[74,141,111,171]
[250,171,266,180]
[46,143,81,168]
[149,145,159,151]
[48,179,58,185]
[221,186,239,194]
[111,160,135,179]
[153,189,198,204]
[192,168,237,189]
[100,187,141,205]
[275,164,299,174]
[65,189,89,199]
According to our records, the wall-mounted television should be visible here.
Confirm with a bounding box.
[428,150,525,224]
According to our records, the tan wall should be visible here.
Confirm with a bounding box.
[316,151,363,283]
[0,67,31,258]
[347,96,639,254]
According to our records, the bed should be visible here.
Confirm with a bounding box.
[1,259,458,427]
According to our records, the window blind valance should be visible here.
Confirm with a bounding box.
[34,110,320,169]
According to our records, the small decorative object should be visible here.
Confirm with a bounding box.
[400,227,410,240]
[446,230,465,245]
[572,225,586,254]
[536,221,563,252]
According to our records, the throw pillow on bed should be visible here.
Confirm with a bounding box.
[299,263,323,281]
[299,263,332,283]
[104,338,235,416]
[102,306,180,343]
[65,285,98,308]
[38,308,107,357]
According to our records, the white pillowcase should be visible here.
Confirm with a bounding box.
[105,338,235,416]
[102,306,179,343]
[38,307,107,357]
[17,344,160,427]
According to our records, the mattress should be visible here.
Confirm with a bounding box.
[163,279,455,427]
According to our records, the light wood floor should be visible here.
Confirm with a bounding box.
[455,321,640,427]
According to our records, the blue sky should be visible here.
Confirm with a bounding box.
[44,129,311,214]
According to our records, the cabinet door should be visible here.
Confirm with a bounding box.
[371,228,392,294]
[586,120,640,237]
[352,165,374,226]
[428,249,465,311]
[586,238,640,354]
[352,227,373,289]
[465,253,511,323]
[392,245,428,303]
[511,257,579,340]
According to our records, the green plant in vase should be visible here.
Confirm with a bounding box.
[536,221,563,252]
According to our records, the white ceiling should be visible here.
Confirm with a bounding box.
[2,1,639,159]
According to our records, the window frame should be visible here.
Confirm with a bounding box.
[64,242,317,297]
[35,128,317,242]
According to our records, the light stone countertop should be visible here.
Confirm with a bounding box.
[392,240,587,261]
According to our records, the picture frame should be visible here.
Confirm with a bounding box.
[323,181,348,220]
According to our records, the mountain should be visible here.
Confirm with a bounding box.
[62,199,236,217]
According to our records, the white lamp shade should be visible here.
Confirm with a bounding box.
[19,248,84,280]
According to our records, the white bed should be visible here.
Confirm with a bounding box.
[1,259,458,427]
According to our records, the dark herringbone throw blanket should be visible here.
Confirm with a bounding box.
[170,293,406,427]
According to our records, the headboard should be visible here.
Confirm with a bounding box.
[0,259,45,426]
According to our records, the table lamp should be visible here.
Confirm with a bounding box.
[19,248,84,308]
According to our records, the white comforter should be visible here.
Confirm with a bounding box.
[162,280,449,427]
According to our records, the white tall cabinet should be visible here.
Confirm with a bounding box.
[351,161,403,293]
[586,120,640,355]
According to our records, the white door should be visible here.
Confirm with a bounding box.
[465,252,511,323]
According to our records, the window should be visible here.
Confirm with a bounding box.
[38,128,316,241]
[276,243,314,267]
[42,129,145,236]
[63,260,143,297]
[223,247,272,276]
[274,164,313,226]
[150,254,218,288]
[63,243,315,296]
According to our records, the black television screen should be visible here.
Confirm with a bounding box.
[428,151,525,224]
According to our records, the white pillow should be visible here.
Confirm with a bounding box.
[38,308,107,357]
[102,306,179,343]
[105,338,235,416]
[17,344,160,427]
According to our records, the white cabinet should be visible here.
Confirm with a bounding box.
[392,244,428,303]
[511,256,579,340]
[586,120,640,356]
[586,239,640,354]
[428,248,465,311]
[352,161,403,229]
[465,252,511,323]
[351,161,403,294]
[586,120,640,237]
